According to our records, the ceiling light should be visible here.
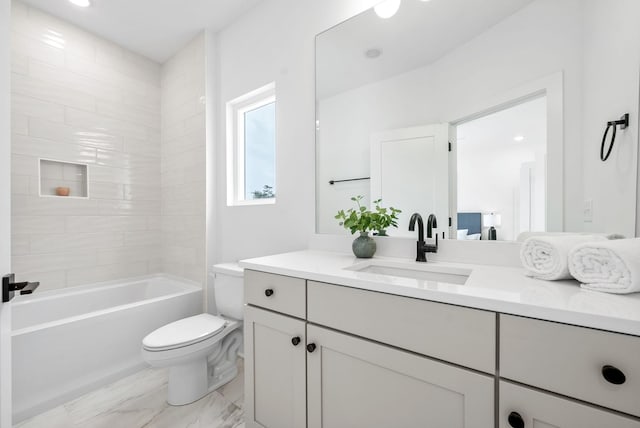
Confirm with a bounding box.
[69,0,91,7]
[374,0,401,19]
[365,48,382,59]
[514,135,525,142]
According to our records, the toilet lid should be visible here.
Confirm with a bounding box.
[143,314,227,351]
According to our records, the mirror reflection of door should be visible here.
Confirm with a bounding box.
[454,95,547,241]
[371,125,450,238]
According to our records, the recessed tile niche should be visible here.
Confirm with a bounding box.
[39,159,88,198]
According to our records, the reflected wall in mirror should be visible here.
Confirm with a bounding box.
[315,0,640,240]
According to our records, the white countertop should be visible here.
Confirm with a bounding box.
[240,249,640,336]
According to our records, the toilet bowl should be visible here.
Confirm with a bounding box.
[142,263,244,406]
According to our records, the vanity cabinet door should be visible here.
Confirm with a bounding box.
[306,324,494,428]
[244,306,306,428]
[499,381,640,428]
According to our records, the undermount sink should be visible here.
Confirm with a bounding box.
[345,260,471,285]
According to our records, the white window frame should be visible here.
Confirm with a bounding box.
[226,82,276,206]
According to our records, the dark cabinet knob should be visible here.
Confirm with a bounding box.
[602,365,626,385]
[508,411,524,428]
[307,343,317,353]
[291,336,301,346]
[264,288,274,297]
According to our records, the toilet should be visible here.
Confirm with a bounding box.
[142,263,244,406]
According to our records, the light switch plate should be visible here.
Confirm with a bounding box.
[583,199,593,222]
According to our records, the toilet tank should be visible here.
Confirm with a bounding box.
[210,263,244,320]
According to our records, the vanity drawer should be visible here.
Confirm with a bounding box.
[244,270,306,318]
[500,314,640,417]
[307,281,496,373]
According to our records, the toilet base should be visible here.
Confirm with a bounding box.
[166,329,243,406]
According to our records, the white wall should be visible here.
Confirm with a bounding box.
[0,0,11,425]
[581,0,640,237]
[160,34,207,285]
[317,0,587,236]
[212,0,381,262]
[10,1,163,291]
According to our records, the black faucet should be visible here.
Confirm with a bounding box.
[408,213,438,262]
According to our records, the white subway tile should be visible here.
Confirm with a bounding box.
[160,121,184,142]
[12,32,65,67]
[11,234,30,256]
[181,265,206,285]
[66,261,148,287]
[65,107,149,141]
[13,249,97,273]
[96,149,159,170]
[11,93,65,123]
[97,245,161,266]
[161,129,205,158]
[30,231,123,254]
[147,258,163,274]
[66,54,159,102]
[26,7,96,60]
[29,59,122,104]
[66,216,147,233]
[122,137,160,157]
[97,199,161,216]
[163,245,197,265]
[11,113,28,135]
[124,231,162,247]
[12,215,65,234]
[146,216,162,231]
[123,183,161,201]
[96,99,160,129]
[12,51,29,75]
[89,164,159,186]
[29,117,124,152]
[12,194,99,217]
[11,1,29,26]
[88,181,124,200]
[184,112,205,133]
[11,174,30,195]
[160,260,184,278]
[12,134,97,163]
[11,154,38,177]
[13,72,95,112]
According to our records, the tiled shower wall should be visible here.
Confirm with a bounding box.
[10,1,163,290]
[160,35,206,285]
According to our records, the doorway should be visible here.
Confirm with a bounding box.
[454,95,547,241]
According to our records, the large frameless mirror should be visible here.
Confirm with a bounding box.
[315,0,640,241]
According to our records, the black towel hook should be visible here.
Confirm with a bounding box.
[600,113,629,161]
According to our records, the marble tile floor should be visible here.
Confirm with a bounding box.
[16,359,245,428]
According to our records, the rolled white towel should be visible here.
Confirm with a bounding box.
[568,238,640,294]
[520,235,607,280]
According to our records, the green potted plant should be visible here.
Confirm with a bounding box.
[335,196,401,258]
[371,199,401,236]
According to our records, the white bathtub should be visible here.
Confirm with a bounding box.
[11,274,202,422]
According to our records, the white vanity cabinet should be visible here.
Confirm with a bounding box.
[306,324,494,428]
[244,270,307,428]
[498,381,640,428]
[499,314,640,428]
[244,270,495,428]
[244,306,306,428]
[242,252,640,427]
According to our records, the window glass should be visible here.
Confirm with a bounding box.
[244,102,276,200]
